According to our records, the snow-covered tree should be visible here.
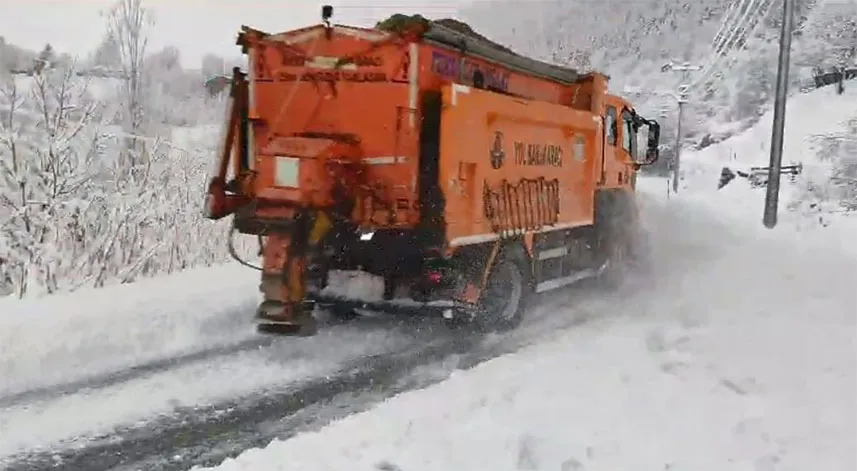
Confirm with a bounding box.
[460,0,852,158]
[0,61,109,296]
[33,44,56,74]
[795,0,857,68]
[144,45,204,127]
[0,41,37,75]
[0,66,251,297]
[0,3,257,299]
[201,53,226,77]
[88,33,123,71]
[105,0,153,169]
[819,117,857,211]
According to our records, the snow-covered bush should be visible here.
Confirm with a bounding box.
[794,0,857,69]
[0,63,112,296]
[0,0,255,300]
[795,118,857,216]
[0,59,253,299]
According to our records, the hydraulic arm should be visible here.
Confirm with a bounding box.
[203,67,254,221]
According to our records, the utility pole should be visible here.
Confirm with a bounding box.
[763,0,796,229]
[662,62,703,193]
[673,86,689,194]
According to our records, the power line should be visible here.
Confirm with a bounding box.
[690,0,776,92]
[694,0,753,75]
[685,0,763,88]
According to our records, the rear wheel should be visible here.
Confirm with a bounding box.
[473,247,532,332]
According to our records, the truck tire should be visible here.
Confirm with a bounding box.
[473,245,533,332]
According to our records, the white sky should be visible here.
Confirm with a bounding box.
[0,0,471,67]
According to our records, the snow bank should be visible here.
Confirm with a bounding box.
[0,263,260,399]
[193,187,856,471]
[677,84,857,256]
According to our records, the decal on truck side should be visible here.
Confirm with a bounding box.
[483,177,560,236]
[489,131,505,169]
[279,71,388,82]
[255,47,390,82]
[430,51,510,92]
[513,142,563,167]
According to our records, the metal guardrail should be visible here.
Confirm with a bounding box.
[799,67,856,93]
[718,163,803,190]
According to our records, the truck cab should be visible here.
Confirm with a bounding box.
[602,95,660,190]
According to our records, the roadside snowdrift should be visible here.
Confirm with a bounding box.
[678,84,857,255]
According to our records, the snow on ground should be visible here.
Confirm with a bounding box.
[194,86,857,471]
[194,177,856,471]
[0,324,414,458]
[2,83,853,470]
[0,263,260,400]
[678,84,857,257]
[0,258,419,458]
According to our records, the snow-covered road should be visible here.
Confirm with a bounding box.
[197,177,857,471]
[189,85,857,471]
[2,172,854,471]
[3,83,856,471]
[0,181,680,470]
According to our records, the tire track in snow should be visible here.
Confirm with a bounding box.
[0,308,427,410]
[6,273,643,471]
[0,337,275,409]
[6,320,482,471]
[6,182,699,471]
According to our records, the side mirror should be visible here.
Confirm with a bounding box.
[625,108,660,167]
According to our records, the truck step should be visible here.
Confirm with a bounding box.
[534,264,606,293]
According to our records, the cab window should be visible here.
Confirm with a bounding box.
[621,110,637,158]
[605,106,618,146]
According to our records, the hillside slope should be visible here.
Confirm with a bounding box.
[679,84,857,245]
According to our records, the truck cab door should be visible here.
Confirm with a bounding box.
[619,109,639,188]
[620,109,638,160]
[601,105,619,185]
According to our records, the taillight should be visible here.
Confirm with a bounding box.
[426,271,443,284]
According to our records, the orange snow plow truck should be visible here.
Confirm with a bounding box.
[203,9,661,336]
